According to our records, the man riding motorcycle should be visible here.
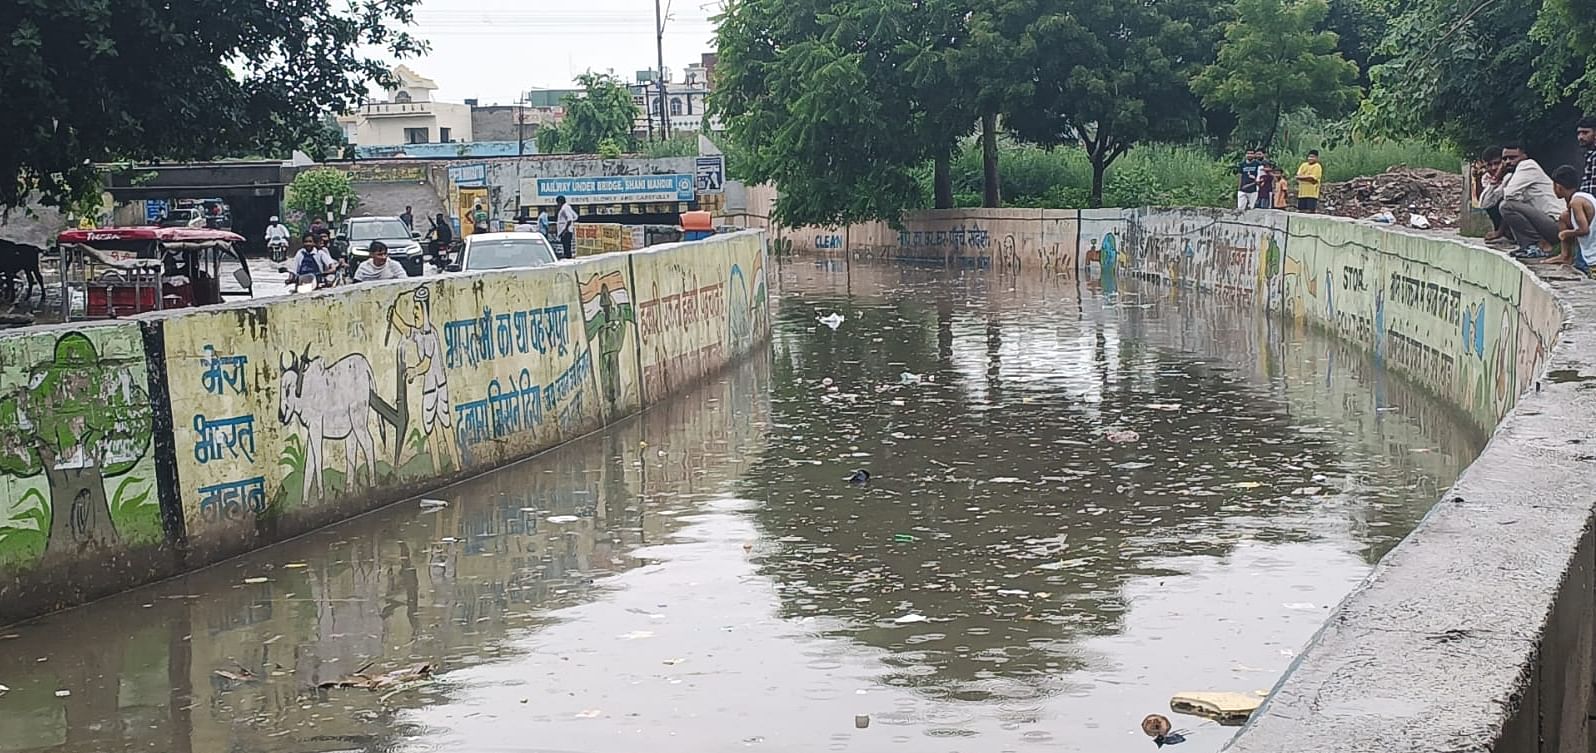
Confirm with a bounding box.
[352,241,407,283]
[264,216,290,262]
[285,232,339,290]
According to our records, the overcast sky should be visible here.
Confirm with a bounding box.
[399,0,721,104]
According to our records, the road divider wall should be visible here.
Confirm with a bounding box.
[0,230,769,624]
[790,207,1586,753]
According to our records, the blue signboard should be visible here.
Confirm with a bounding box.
[526,174,695,205]
[145,199,168,224]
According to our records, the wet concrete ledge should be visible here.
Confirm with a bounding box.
[1225,257,1596,753]
[779,208,1590,753]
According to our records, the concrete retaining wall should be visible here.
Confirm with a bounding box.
[0,230,770,624]
[789,207,1587,752]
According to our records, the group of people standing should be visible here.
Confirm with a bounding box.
[1476,118,1596,275]
[1236,149,1324,212]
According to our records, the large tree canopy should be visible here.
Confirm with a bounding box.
[713,0,972,227]
[538,72,641,155]
[1193,0,1361,148]
[0,0,423,211]
[998,0,1223,207]
[1360,0,1580,155]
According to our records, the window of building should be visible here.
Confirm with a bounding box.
[404,127,429,144]
[439,127,452,143]
[670,98,683,117]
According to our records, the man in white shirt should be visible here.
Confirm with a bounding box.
[555,195,578,259]
[353,241,408,282]
[1480,144,1564,257]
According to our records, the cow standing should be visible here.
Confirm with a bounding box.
[0,240,45,304]
[279,348,381,501]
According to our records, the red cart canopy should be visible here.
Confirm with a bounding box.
[56,226,245,245]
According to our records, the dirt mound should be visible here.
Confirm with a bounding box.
[1319,166,1463,227]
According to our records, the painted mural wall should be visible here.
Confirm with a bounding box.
[634,232,771,403]
[0,323,169,615]
[1280,217,1561,427]
[155,231,765,561]
[795,207,1562,430]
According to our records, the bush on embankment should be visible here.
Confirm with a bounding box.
[930,136,1460,210]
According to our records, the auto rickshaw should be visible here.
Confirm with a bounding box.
[55,226,253,320]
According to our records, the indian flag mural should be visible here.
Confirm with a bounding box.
[578,270,635,338]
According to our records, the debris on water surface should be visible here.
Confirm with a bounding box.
[242,577,269,584]
[213,666,258,683]
[54,690,70,698]
[546,515,580,524]
[318,662,433,691]
[892,613,929,624]
[892,533,917,542]
[818,312,846,330]
[821,377,834,388]
[899,371,923,385]
[576,709,603,719]
[1106,429,1140,443]
[1169,691,1262,726]
[848,469,871,486]
[419,498,448,509]
[855,714,871,729]
[1142,714,1186,747]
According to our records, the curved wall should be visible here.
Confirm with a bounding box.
[0,230,770,625]
[787,207,1582,752]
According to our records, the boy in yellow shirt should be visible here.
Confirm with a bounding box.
[1295,150,1323,212]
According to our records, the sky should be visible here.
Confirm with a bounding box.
[399,0,721,104]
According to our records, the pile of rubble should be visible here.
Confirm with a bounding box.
[1318,166,1464,228]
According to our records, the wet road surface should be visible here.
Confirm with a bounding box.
[0,262,1485,753]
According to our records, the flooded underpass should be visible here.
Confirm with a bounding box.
[0,262,1487,753]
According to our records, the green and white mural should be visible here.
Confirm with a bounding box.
[0,326,160,569]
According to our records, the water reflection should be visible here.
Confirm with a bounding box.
[0,356,770,753]
[0,262,1485,753]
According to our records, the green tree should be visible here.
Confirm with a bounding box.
[0,333,153,556]
[996,0,1223,208]
[713,0,983,225]
[1193,0,1361,148]
[287,168,358,231]
[1359,0,1577,156]
[556,72,641,154]
[0,0,423,212]
[301,117,351,163]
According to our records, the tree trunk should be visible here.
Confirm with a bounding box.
[981,111,1001,208]
[44,460,118,555]
[1090,158,1107,209]
[933,150,954,209]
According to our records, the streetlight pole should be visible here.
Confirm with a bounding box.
[655,0,669,140]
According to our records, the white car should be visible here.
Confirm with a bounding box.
[448,232,559,273]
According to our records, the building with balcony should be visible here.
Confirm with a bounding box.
[630,61,715,137]
[337,65,473,148]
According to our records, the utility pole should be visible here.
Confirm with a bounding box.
[655,0,670,140]
[515,93,527,213]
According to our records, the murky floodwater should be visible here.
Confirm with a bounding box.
[0,262,1485,753]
